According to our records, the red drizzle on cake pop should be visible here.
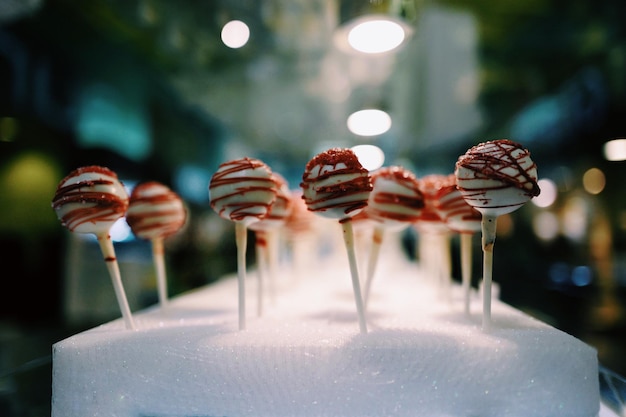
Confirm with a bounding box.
[456,139,540,196]
[52,165,129,234]
[365,166,424,226]
[209,158,278,224]
[300,148,372,220]
[434,174,482,233]
[126,182,186,240]
[248,173,292,232]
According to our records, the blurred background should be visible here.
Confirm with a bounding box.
[1,0,625,415]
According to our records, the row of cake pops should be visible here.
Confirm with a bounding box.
[52,169,186,330]
[208,139,540,333]
[51,139,539,332]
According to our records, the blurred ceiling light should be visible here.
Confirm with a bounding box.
[582,167,605,195]
[603,138,626,161]
[347,109,391,136]
[348,19,405,53]
[351,144,385,171]
[221,20,250,49]
[531,178,557,208]
[334,15,413,55]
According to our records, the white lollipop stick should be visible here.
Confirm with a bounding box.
[460,232,473,315]
[341,219,368,334]
[151,237,168,308]
[235,222,248,330]
[97,234,136,330]
[363,225,384,310]
[254,230,268,317]
[481,215,497,330]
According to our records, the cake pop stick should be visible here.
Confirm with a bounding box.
[362,166,424,308]
[301,148,372,333]
[455,139,540,329]
[434,175,482,315]
[248,173,292,314]
[209,157,277,330]
[126,182,187,308]
[52,166,135,330]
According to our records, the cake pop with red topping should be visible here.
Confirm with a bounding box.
[455,139,540,329]
[209,157,278,330]
[126,181,186,308]
[52,165,135,330]
[301,148,372,333]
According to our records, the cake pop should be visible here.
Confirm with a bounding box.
[455,139,540,329]
[362,166,424,308]
[434,174,482,314]
[301,148,372,333]
[126,181,187,309]
[415,174,454,297]
[248,172,292,315]
[52,165,135,330]
[209,157,278,330]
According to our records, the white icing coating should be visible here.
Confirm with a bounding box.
[455,140,540,217]
[364,167,424,231]
[209,158,277,227]
[52,167,128,235]
[126,182,186,240]
[435,181,482,233]
[301,156,372,220]
[249,173,292,232]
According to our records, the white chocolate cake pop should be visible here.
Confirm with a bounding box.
[362,166,424,308]
[455,139,540,216]
[209,157,278,330]
[301,148,372,221]
[126,181,186,241]
[455,139,540,329]
[301,148,372,333]
[364,166,424,231]
[434,174,482,314]
[434,174,481,234]
[126,181,187,308]
[52,165,135,330]
[209,157,277,227]
[249,173,292,315]
[248,173,292,232]
[52,165,129,235]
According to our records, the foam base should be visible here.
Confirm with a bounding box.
[52,258,599,417]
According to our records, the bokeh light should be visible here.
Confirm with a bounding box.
[221,20,250,49]
[603,138,626,161]
[347,109,392,136]
[582,167,605,195]
[532,178,557,208]
[351,144,385,171]
[348,19,405,54]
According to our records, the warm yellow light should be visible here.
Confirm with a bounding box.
[347,109,392,136]
[351,144,385,171]
[347,19,405,54]
[582,167,605,195]
[221,20,250,49]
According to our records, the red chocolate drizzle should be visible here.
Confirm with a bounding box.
[51,166,128,232]
[300,148,372,217]
[209,157,278,222]
[435,179,482,229]
[456,139,541,197]
[416,174,453,223]
[126,182,186,239]
[367,166,424,223]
